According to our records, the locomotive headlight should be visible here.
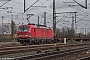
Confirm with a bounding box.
[28,34,31,37]
[18,34,31,37]
[18,35,22,37]
[25,34,31,37]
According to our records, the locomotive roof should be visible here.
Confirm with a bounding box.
[19,23,52,29]
[28,23,51,29]
[35,25,52,29]
[27,23,47,27]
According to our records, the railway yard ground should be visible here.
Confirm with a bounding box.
[0,42,21,47]
[0,40,90,60]
[0,0,90,60]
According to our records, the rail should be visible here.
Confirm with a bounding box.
[10,46,90,60]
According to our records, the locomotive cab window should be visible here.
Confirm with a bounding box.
[19,25,30,32]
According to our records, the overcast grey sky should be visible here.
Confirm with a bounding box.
[0,0,90,33]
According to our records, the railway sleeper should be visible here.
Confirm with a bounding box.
[11,47,90,60]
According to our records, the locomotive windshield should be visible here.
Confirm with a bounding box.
[19,25,30,32]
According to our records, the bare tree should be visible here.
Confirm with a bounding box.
[56,26,75,38]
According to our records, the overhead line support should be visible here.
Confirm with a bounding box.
[73,0,87,9]
[24,0,39,13]
[53,0,56,37]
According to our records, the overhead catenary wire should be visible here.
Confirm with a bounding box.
[39,0,49,5]
[0,0,11,7]
[9,0,51,11]
[11,0,48,13]
[62,0,90,15]
[1,0,89,22]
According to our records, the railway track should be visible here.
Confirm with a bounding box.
[9,46,90,60]
[78,56,90,60]
[0,43,90,57]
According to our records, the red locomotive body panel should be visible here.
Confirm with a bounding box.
[17,25,30,38]
[17,24,54,44]
[43,29,47,38]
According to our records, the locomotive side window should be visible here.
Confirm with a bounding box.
[34,28,36,32]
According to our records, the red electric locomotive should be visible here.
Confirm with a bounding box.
[17,23,54,45]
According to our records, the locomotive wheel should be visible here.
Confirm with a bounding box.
[36,40,40,45]
[23,42,26,45]
[45,39,48,44]
[39,40,42,44]
[36,40,39,45]
[41,39,43,44]
[51,39,54,43]
[43,39,46,44]
[29,41,32,45]
[38,40,40,44]
[46,39,47,43]
[48,39,51,43]
[20,41,26,45]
